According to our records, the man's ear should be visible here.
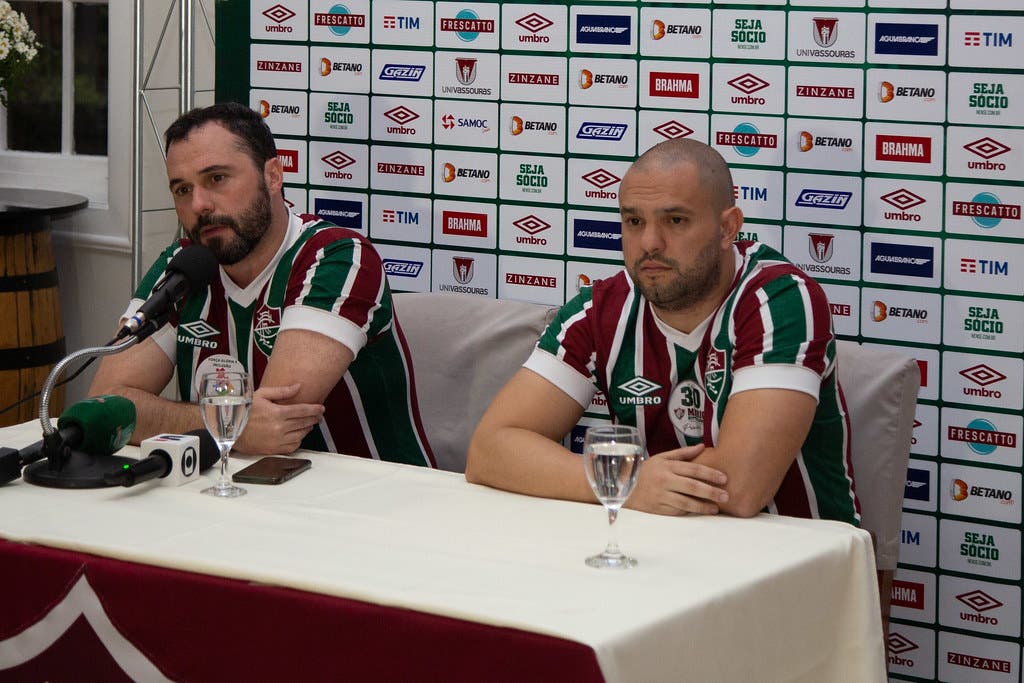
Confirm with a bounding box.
[263,156,284,195]
[719,205,744,246]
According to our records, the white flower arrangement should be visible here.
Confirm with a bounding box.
[0,0,40,107]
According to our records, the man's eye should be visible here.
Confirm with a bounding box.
[173,186,190,197]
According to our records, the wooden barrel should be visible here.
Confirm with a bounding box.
[0,214,67,427]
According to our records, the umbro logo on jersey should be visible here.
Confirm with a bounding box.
[618,377,663,405]
[177,320,220,349]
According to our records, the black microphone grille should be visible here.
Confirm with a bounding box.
[168,245,219,291]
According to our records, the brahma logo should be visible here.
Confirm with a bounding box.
[716,123,778,157]
[277,149,298,173]
[875,135,932,163]
[617,376,663,405]
[796,190,852,210]
[881,188,925,223]
[890,580,925,610]
[948,418,1017,455]
[516,13,553,43]
[964,137,1011,171]
[576,14,631,46]
[314,4,365,36]
[874,23,939,56]
[382,259,423,277]
[379,64,425,82]
[953,192,1021,229]
[440,9,495,42]
[513,215,551,246]
[649,72,699,98]
[652,120,694,140]
[577,122,627,141]
[813,17,839,48]
[442,210,487,237]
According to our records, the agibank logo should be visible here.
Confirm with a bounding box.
[576,14,631,46]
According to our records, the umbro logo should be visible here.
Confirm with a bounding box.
[618,377,663,405]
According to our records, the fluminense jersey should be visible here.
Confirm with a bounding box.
[130,212,434,467]
[525,241,858,524]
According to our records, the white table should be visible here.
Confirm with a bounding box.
[0,420,886,682]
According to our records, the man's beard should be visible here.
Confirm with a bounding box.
[189,181,272,265]
[628,238,722,312]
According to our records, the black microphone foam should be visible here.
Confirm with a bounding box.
[119,245,218,339]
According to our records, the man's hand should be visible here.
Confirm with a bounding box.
[234,383,325,455]
[625,444,730,515]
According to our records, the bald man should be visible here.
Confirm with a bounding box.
[466,139,859,523]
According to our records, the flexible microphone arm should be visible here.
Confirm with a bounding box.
[38,335,143,438]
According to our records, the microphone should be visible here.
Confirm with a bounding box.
[118,244,218,339]
[104,429,218,487]
[17,395,137,488]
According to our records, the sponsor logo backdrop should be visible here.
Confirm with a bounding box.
[220,2,1024,678]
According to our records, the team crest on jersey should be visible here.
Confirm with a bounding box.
[703,349,726,402]
[253,304,281,357]
[668,379,704,441]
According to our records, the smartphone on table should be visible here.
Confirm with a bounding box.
[232,456,312,485]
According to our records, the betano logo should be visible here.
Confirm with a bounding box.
[651,20,701,41]
[580,69,629,90]
[321,59,362,77]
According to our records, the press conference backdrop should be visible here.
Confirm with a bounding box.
[213,1,1023,679]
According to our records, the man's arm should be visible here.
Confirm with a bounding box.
[466,368,730,513]
[234,328,350,454]
[682,387,818,518]
[88,337,202,443]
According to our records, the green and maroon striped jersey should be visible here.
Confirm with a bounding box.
[526,241,858,524]
[131,213,433,466]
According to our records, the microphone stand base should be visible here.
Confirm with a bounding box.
[23,451,138,488]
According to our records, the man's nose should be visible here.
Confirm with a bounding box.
[190,186,215,215]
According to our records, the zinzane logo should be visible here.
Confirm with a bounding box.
[617,377,663,405]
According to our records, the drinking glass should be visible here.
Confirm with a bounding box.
[583,424,644,569]
[198,371,253,498]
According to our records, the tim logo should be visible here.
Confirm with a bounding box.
[960,258,1009,276]
[905,467,931,502]
[964,31,1013,47]
[808,234,835,263]
[452,257,475,284]
[812,17,839,48]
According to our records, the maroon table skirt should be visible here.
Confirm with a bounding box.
[0,538,604,682]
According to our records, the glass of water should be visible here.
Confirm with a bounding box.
[583,424,644,569]
[198,371,253,498]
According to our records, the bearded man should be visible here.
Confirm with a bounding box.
[90,102,433,466]
[466,139,858,523]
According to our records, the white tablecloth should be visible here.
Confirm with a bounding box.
[0,421,885,682]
